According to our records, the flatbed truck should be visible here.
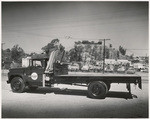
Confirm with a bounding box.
[7,57,142,99]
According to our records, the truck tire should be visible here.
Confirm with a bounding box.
[88,81,108,99]
[11,77,25,93]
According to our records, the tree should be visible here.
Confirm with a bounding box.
[109,44,112,48]
[45,39,65,60]
[129,54,134,60]
[11,45,25,63]
[119,46,126,55]
[64,51,70,62]
[5,48,11,52]
[2,48,12,69]
[2,48,11,59]
[82,40,90,44]
[117,50,120,59]
[69,48,76,62]
[69,44,84,62]
[85,44,91,52]
[56,44,65,62]
[41,39,66,62]
[97,41,102,45]
[59,44,65,52]
[76,45,84,61]
[145,56,149,64]
[28,52,38,57]
[41,39,60,54]
[75,41,82,45]
[92,45,99,60]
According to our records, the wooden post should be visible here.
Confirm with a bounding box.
[99,39,110,73]
[126,83,131,94]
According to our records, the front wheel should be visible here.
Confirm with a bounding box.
[88,81,108,99]
[11,77,25,93]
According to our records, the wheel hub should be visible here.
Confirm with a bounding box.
[13,81,21,90]
[92,84,101,95]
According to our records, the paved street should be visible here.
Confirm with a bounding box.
[2,71,148,118]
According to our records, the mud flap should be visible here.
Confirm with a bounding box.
[126,83,131,94]
[138,79,142,89]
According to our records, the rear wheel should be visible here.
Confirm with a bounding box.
[88,81,108,99]
[11,77,25,93]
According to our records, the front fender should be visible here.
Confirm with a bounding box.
[7,72,26,84]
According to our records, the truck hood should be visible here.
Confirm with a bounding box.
[9,67,27,73]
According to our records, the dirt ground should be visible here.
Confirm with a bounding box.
[1,71,149,118]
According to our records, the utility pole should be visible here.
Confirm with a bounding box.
[1,42,5,69]
[2,42,5,56]
[1,42,5,51]
[99,39,110,73]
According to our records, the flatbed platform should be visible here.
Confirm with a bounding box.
[53,72,141,89]
[57,72,141,78]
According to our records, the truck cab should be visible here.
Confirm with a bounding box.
[7,57,68,93]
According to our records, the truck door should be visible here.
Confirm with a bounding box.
[26,60,44,86]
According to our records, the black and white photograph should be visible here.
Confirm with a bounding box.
[1,1,149,118]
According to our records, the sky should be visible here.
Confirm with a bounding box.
[2,2,149,56]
